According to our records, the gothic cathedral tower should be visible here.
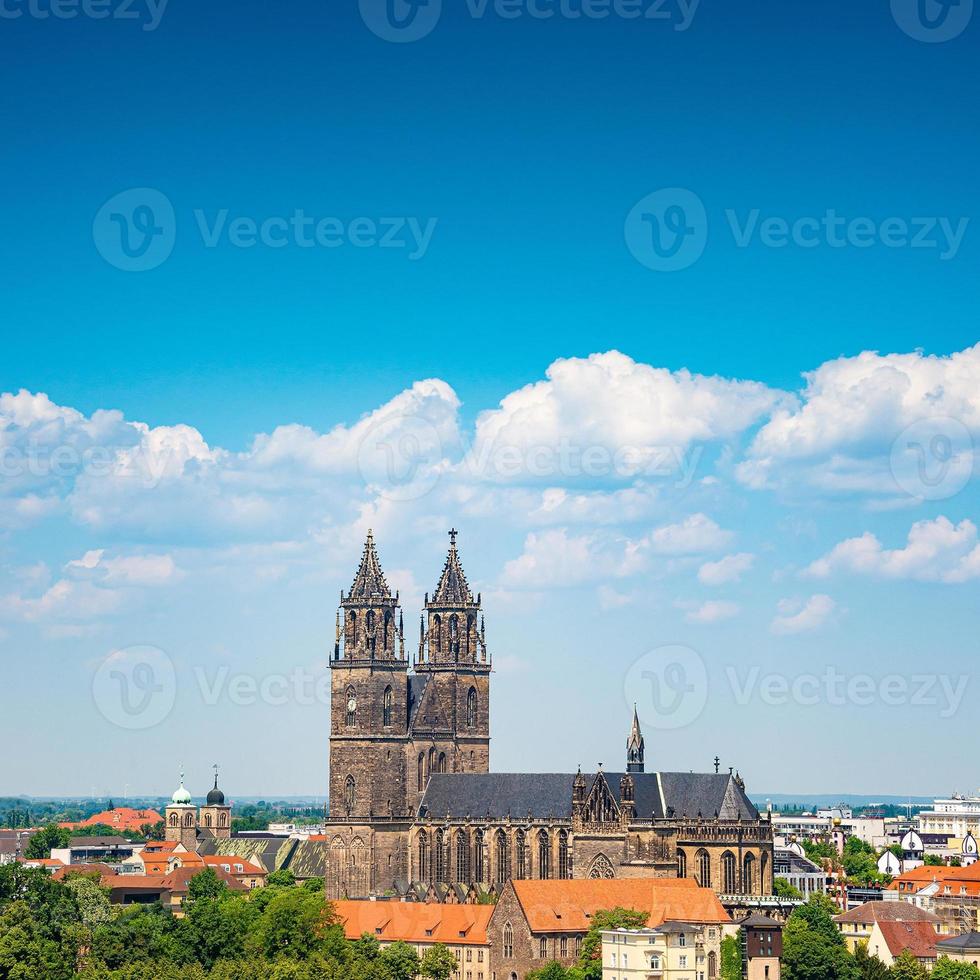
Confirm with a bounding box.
[411,530,491,810]
[329,531,410,821]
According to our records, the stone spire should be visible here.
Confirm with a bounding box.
[347,530,391,600]
[626,705,645,774]
[432,528,474,604]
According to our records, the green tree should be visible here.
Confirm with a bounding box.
[854,942,890,980]
[923,855,944,867]
[889,950,928,980]
[248,888,333,959]
[774,877,805,899]
[721,934,743,980]
[187,869,228,903]
[265,869,296,888]
[23,824,71,860]
[932,957,980,980]
[577,907,648,980]
[420,943,458,980]
[528,964,574,980]
[382,940,421,980]
[63,874,113,929]
[783,895,858,980]
[0,901,77,980]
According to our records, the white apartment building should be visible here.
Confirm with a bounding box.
[918,796,980,839]
[602,923,726,980]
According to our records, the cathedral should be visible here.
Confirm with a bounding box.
[325,531,774,902]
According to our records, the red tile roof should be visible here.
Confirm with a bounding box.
[334,900,493,946]
[877,921,940,960]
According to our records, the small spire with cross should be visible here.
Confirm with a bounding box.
[449,528,458,548]
[714,756,720,774]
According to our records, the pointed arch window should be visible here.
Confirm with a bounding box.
[467,688,477,729]
[677,849,687,879]
[503,922,514,959]
[538,830,551,879]
[438,752,447,774]
[449,614,459,655]
[456,830,470,883]
[495,830,510,885]
[345,687,357,727]
[696,849,711,888]
[558,830,570,879]
[722,851,736,893]
[761,851,770,891]
[433,614,441,652]
[474,829,485,882]
[344,775,355,816]
[418,830,430,881]
[436,828,448,883]
[384,611,391,652]
[349,611,357,647]
[383,686,393,727]
[417,753,425,791]
[708,952,718,978]
[743,853,755,895]
[516,829,527,879]
[428,747,437,778]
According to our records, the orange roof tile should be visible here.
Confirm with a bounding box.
[334,900,494,946]
[510,878,731,934]
[877,920,939,959]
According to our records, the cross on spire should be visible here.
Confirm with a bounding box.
[449,528,458,547]
[714,756,720,774]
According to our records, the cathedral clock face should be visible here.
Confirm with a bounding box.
[348,695,357,714]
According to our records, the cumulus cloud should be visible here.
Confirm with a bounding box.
[805,516,980,583]
[647,514,733,555]
[737,345,980,493]
[698,552,755,585]
[67,550,181,587]
[500,528,644,589]
[685,599,740,623]
[0,579,123,624]
[770,594,837,635]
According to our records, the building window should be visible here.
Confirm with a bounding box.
[560,938,568,957]
[516,830,527,879]
[438,752,447,774]
[678,849,687,878]
[383,686,393,727]
[434,614,442,652]
[538,830,551,879]
[722,851,736,894]
[558,831,570,879]
[344,776,355,816]
[467,687,478,729]
[697,849,711,888]
[743,854,755,895]
[540,938,548,959]
[475,830,485,882]
[679,933,687,947]
[436,829,448,883]
[495,830,510,885]
[503,923,514,959]
[418,753,425,791]
[456,830,470,883]
[418,831,430,881]
[709,951,717,978]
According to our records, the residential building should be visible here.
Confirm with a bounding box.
[866,920,939,968]
[50,836,140,866]
[774,847,828,897]
[601,923,710,980]
[936,932,980,967]
[334,900,493,978]
[59,807,161,834]
[918,796,980,840]
[488,876,731,980]
[739,913,783,980]
[833,901,943,953]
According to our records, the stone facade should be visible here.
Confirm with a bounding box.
[324,531,774,902]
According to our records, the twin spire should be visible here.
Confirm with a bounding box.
[347,529,392,600]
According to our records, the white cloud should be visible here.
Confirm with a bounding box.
[685,599,740,623]
[698,552,755,585]
[0,579,123,624]
[648,514,733,555]
[770,594,836,635]
[805,516,980,583]
[738,345,980,492]
[500,528,644,589]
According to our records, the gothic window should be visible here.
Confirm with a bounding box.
[539,938,547,958]
[743,853,755,894]
[696,849,711,888]
[204,813,212,827]
[218,812,227,827]
[761,851,770,891]
[560,938,568,958]
[475,829,485,882]
[366,609,375,632]
[184,812,194,827]
[503,923,514,959]
[558,830,570,879]
[588,854,615,879]
[722,851,736,894]
[417,753,425,791]
[383,686,393,727]
[349,611,357,646]
[538,830,551,879]
[495,830,509,885]
[384,611,391,651]
[456,830,470,883]
[436,829,448,883]
[345,687,357,727]
[433,615,441,652]
[418,831,430,881]
[708,952,718,979]
[169,813,178,827]
[516,829,527,879]
[438,752,447,774]
[467,615,474,655]
[677,849,687,878]
[344,776,355,816]
[467,688,477,729]
[449,614,459,654]
[428,747,437,777]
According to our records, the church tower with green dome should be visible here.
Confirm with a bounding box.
[165,771,199,849]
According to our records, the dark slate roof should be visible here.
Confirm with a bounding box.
[418,771,760,822]
[937,933,980,951]
[739,913,783,929]
[408,674,431,728]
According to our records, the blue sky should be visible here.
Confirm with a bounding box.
[0,0,978,800]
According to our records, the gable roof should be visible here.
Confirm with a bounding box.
[875,920,939,960]
[334,900,493,946]
[418,771,760,822]
[507,878,731,934]
[834,902,941,925]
